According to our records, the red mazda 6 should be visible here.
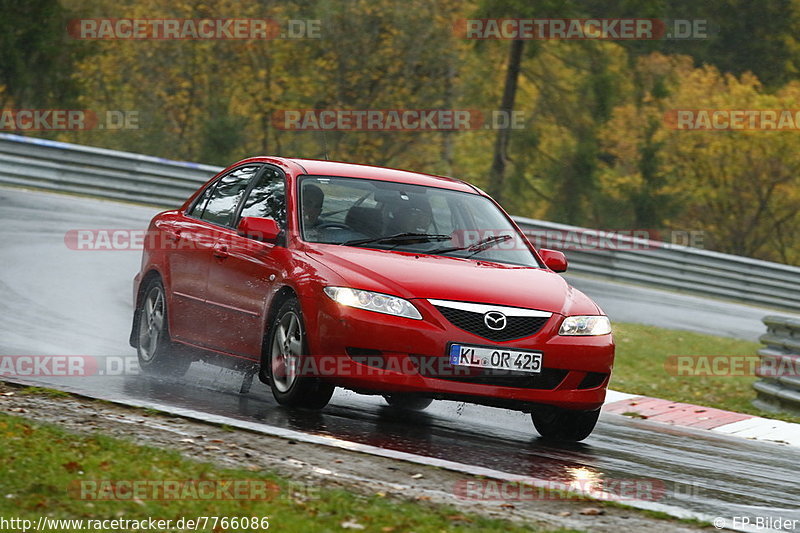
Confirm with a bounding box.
[130,158,614,441]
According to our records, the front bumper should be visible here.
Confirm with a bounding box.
[300,295,615,412]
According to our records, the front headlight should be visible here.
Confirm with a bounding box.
[323,287,422,320]
[559,315,611,336]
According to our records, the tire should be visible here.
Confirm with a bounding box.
[383,394,433,411]
[531,406,600,442]
[266,297,334,409]
[135,278,191,376]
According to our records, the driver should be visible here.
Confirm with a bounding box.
[388,196,433,235]
[302,183,324,229]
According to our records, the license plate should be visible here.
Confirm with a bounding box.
[449,344,543,374]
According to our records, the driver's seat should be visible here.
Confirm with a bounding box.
[345,206,383,237]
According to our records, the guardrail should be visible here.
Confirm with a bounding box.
[0,133,219,206]
[754,316,800,415]
[2,132,800,313]
[513,218,800,312]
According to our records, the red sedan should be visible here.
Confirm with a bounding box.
[130,158,614,441]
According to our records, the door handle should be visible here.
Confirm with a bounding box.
[213,244,229,259]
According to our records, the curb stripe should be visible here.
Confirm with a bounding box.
[603,396,752,429]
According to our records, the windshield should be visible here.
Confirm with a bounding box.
[298,175,542,268]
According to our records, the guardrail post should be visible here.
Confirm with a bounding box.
[752,315,800,415]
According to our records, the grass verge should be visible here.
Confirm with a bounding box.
[611,322,800,424]
[0,412,573,533]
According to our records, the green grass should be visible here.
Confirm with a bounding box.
[20,386,71,398]
[611,322,800,424]
[0,413,574,533]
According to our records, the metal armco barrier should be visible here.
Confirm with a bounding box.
[0,133,220,206]
[513,218,800,312]
[754,316,800,415]
[2,132,800,312]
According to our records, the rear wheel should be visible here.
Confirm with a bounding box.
[531,406,600,442]
[383,394,433,411]
[136,279,191,376]
[266,297,334,409]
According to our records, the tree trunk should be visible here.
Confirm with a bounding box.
[487,39,524,203]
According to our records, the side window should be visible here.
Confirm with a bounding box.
[239,167,286,228]
[196,166,260,226]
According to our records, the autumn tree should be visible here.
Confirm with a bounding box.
[0,0,87,111]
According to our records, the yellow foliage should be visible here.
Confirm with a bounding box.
[51,0,800,264]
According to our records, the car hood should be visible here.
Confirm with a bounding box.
[304,245,600,316]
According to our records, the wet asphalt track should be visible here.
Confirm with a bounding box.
[2,186,800,529]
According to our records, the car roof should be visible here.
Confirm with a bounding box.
[284,158,480,194]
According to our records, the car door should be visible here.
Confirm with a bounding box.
[168,164,261,347]
[203,166,287,358]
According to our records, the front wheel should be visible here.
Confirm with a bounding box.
[135,278,191,376]
[266,297,334,409]
[531,406,600,442]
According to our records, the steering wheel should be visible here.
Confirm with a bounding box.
[315,222,351,231]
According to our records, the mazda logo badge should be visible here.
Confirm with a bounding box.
[484,311,507,330]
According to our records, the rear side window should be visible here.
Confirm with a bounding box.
[191,166,260,226]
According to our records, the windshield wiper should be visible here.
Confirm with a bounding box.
[341,233,452,247]
[428,234,513,256]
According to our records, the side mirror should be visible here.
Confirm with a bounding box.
[238,216,280,243]
[539,248,568,272]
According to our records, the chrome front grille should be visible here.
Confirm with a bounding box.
[428,299,551,342]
